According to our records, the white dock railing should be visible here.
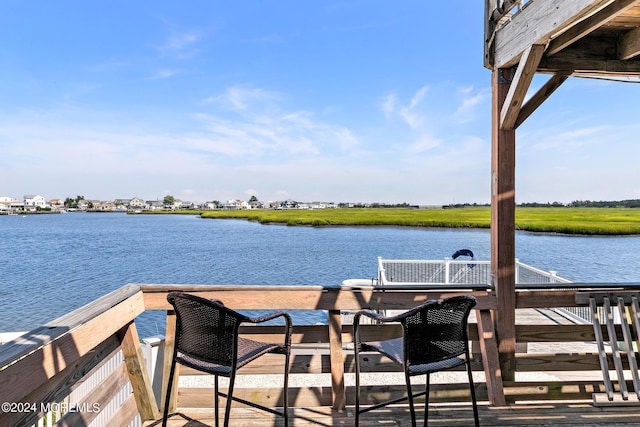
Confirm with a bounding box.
[376,256,594,323]
[377,256,572,287]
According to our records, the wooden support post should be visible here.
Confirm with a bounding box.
[118,321,160,421]
[491,67,517,382]
[328,309,346,411]
[161,310,179,414]
[476,309,506,405]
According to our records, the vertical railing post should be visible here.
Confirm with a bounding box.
[118,321,160,421]
[445,258,451,284]
[161,311,179,414]
[328,309,345,411]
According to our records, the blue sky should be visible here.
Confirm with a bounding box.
[1,1,639,205]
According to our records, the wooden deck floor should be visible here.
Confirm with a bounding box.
[146,401,640,426]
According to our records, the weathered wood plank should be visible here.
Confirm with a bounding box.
[516,324,596,342]
[546,0,640,56]
[619,26,640,59]
[516,353,602,371]
[539,54,640,75]
[493,0,610,68]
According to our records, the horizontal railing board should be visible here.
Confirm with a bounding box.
[140,284,498,311]
[516,324,597,342]
[516,285,640,309]
[515,353,602,371]
[0,292,144,406]
[0,334,122,427]
[0,285,142,369]
[45,284,142,328]
[575,290,640,305]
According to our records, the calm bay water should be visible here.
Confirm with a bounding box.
[1,213,639,337]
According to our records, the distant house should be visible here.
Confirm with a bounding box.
[223,199,250,210]
[24,195,47,211]
[279,199,299,209]
[309,201,334,209]
[262,201,280,209]
[0,196,22,212]
[128,197,147,210]
[249,200,262,209]
[95,201,117,211]
[170,199,183,210]
[77,200,89,211]
[200,201,219,210]
[146,200,164,211]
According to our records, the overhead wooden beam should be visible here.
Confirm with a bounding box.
[538,52,640,74]
[493,0,610,68]
[546,0,640,56]
[619,27,640,60]
[514,73,570,129]
[500,44,546,130]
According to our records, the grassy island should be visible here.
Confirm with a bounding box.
[196,207,640,235]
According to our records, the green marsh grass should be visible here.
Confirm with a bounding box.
[197,207,640,235]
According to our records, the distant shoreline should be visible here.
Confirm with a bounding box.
[135,207,640,236]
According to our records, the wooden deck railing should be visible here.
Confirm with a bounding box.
[1,282,639,426]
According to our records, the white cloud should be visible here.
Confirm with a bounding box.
[405,135,441,154]
[203,86,281,111]
[454,86,488,123]
[399,86,429,130]
[156,30,203,58]
[150,69,178,80]
[193,86,361,159]
[379,93,397,119]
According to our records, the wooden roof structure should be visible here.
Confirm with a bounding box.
[485,0,640,381]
